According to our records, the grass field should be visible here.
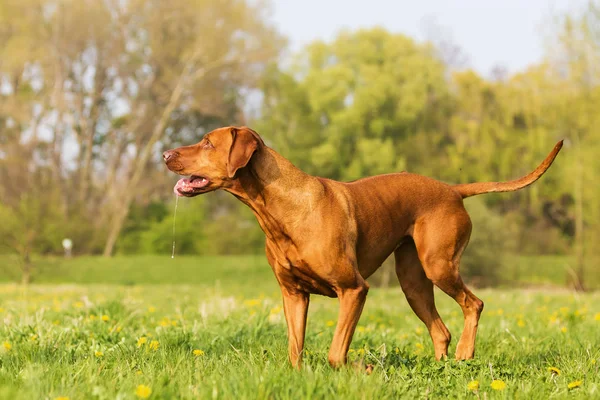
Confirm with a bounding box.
[0,255,599,399]
[1,253,596,288]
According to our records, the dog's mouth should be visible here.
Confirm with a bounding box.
[174,175,210,197]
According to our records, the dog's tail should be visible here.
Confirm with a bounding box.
[453,140,564,199]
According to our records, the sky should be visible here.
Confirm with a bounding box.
[270,0,589,76]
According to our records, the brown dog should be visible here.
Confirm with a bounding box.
[163,126,562,368]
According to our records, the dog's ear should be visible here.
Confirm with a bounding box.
[227,127,261,178]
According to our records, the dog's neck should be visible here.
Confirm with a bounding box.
[224,145,323,241]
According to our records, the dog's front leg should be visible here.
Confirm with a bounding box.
[281,288,309,369]
[328,280,369,368]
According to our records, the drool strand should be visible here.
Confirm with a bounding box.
[171,195,179,259]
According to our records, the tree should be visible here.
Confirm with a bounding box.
[257,28,452,181]
[547,3,600,289]
[0,0,284,261]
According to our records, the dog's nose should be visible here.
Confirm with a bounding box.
[163,150,177,162]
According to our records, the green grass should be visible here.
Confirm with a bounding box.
[505,255,600,288]
[0,255,274,293]
[0,256,599,399]
[2,253,595,288]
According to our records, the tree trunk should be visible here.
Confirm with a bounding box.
[380,258,393,288]
[101,62,192,257]
[102,201,130,257]
[572,130,585,291]
[78,60,106,204]
[21,250,32,285]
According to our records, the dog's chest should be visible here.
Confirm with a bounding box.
[266,241,337,297]
[277,262,337,298]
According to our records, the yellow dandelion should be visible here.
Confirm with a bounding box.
[357,348,365,356]
[394,347,400,354]
[517,319,526,327]
[415,327,424,335]
[136,370,143,376]
[594,313,600,321]
[136,337,148,348]
[159,318,170,327]
[54,397,70,400]
[356,326,365,333]
[567,380,583,389]
[171,321,177,327]
[270,306,282,314]
[491,380,506,390]
[467,380,479,391]
[592,359,597,365]
[3,341,12,351]
[148,340,159,351]
[89,314,97,321]
[148,306,156,313]
[101,315,110,322]
[326,320,335,327]
[135,384,152,399]
[415,343,424,349]
[0,307,4,313]
[560,326,567,333]
[74,301,84,308]
[243,299,261,307]
[497,309,504,316]
[30,334,38,342]
[548,367,560,375]
[574,308,586,317]
[193,349,204,356]
[95,351,104,358]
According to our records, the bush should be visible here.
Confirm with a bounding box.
[118,197,208,255]
[460,198,518,286]
[117,194,265,256]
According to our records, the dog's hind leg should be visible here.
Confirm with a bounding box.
[412,210,484,360]
[395,240,451,360]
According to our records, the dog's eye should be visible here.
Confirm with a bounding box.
[203,139,214,149]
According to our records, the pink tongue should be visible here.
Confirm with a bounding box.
[173,177,208,195]
[173,179,187,195]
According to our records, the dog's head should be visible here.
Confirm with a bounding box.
[163,126,264,197]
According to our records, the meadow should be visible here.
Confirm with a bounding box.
[0,255,599,399]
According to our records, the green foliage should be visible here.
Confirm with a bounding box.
[116,194,264,256]
[257,28,451,181]
[118,198,206,255]
[460,199,518,286]
[198,212,265,256]
[0,192,65,257]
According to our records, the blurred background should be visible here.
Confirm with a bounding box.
[1,0,598,289]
